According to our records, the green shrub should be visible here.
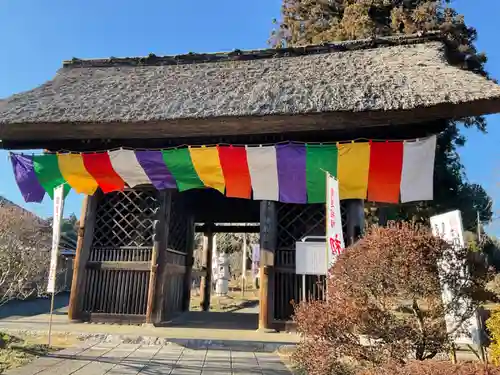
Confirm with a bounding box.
[293,222,491,375]
[487,308,500,365]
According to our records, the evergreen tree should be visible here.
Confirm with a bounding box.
[270,0,493,228]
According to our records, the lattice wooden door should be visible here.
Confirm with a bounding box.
[160,193,191,320]
[273,202,347,321]
[83,189,159,321]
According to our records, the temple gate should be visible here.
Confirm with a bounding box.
[2,33,500,331]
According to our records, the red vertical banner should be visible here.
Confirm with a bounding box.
[367,141,403,203]
[217,145,252,199]
[82,153,125,193]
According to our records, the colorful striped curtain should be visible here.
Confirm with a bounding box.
[10,136,436,204]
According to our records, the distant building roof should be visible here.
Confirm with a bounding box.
[1,32,500,146]
[0,196,77,253]
[0,196,43,222]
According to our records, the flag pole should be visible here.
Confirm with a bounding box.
[48,289,56,347]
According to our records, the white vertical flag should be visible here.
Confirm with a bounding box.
[400,135,437,203]
[326,173,345,272]
[47,184,65,294]
[246,146,279,201]
[430,210,481,345]
[108,149,151,187]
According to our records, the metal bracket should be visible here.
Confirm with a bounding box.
[301,236,326,243]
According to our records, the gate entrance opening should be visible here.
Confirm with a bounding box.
[69,187,358,331]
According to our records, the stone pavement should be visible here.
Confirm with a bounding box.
[0,296,298,347]
[6,342,292,375]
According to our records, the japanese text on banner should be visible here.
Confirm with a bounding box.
[326,173,345,272]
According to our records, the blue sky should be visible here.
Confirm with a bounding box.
[0,0,498,232]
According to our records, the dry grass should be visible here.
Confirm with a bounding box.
[190,290,259,312]
[0,332,62,374]
[190,281,259,312]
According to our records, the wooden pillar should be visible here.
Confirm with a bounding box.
[68,193,99,321]
[146,190,170,325]
[182,215,195,311]
[377,206,389,226]
[259,201,277,331]
[199,224,214,312]
[346,199,365,246]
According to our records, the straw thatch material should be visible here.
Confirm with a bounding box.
[1,34,500,144]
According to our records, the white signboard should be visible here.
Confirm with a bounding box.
[430,210,481,345]
[296,241,327,275]
[326,173,345,272]
[47,184,65,294]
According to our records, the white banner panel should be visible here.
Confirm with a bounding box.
[326,173,345,272]
[47,184,65,294]
[431,210,481,345]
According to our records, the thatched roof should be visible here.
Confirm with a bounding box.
[1,33,500,146]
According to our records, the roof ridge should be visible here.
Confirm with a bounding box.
[62,31,443,69]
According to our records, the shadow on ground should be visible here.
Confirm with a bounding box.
[0,293,69,320]
[17,350,290,375]
[162,309,259,330]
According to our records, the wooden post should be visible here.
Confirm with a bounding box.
[200,224,214,311]
[241,230,247,297]
[182,215,195,311]
[146,190,170,325]
[259,201,277,332]
[346,199,365,246]
[377,206,389,227]
[68,193,99,321]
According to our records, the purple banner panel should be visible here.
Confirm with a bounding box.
[10,154,45,203]
[276,143,307,203]
[135,151,176,190]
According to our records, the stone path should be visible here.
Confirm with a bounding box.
[6,343,291,375]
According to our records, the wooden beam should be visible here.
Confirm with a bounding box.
[183,189,260,223]
[182,215,195,312]
[199,226,214,312]
[146,190,170,325]
[165,263,187,274]
[195,224,260,233]
[153,191,172,324]
[5,121,446,160]
[259,200,277,331]
[88,313,146,325]
[68,193,99,321]
[86,261,151,271]
[346,199,365,246]
[377,206,389,227]
[1,99,491,148]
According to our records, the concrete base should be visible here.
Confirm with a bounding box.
[0,296,298,354]
[2,327,297,353]
[257,327,278,334]
[0,308,298,353]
